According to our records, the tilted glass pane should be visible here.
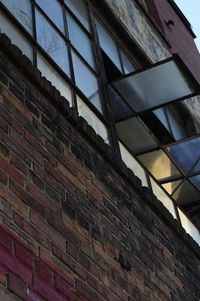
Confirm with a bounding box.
[0,10,33,61]
[192,157,200,174]
[172,180,200,204]
[162,180,182,195]
[36,9,70,76]
[72,51,102,112]
[167,137,200,173]
[119,142,148,187]
[37,53,72,105]
[167,108,186,141]
[108,86,133,122]
[112,60,195,113]
[121,51,136,74]
[35,0,64,33]
[189,175,200,190]
[0,0,33,34]
[116,117,158,154]
[65,0,90,31]
[138,149,181,182]
[96,20,122,72]
[154,108,170,132]
[67,14,95,69]
[150,178,177,219]
[77,96,109,144]
[178,209,200,245]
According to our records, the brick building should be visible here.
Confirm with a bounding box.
[0,0,200,300]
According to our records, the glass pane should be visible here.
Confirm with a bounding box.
[77,96,109,144]
[116,117,158,154]
[36,9,70,76]
[172,180,200,204]
[178,209,200,245]
[150,178,177,219]
[189,175,200,190]
[65,0,90,31]
[162,180,182,195]
[35,0,64,33]
[37,53,72,105]
[119,142,148,187]
[96,20,122,72]
[72,51,102,112]
[167,108,186,141]
[67,14,95,69]
[112,60,195,113]
[138,149,181,181]
[121,51,135,74]
[167,137,200,173]
[0,11,33,61]
[154,108,170,132]
[192,157,200,174]
[0,0,33,34]
[108,86,133,122]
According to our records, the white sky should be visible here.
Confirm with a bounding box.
[174,0,200,51]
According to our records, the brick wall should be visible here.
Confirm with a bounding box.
[0,35,200,301]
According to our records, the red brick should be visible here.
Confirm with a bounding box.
[30,210,66,250]
[52,245,86,280]
[24,130,56,166]
[8,273,27,300]
[0,197,12,218]
[27,288,46,301]
[0,117,8,133]
[0,265,7,285]
[45,161,75,196]
[0,156,24,186]
[14,211,51,250]
[0,245,32,284]
[10,179,46,218]
[26,182,59,215]
[0,226,12,251]
[15,243,35,269]
[55,275,71,298]
[33,276,67,301]
[35,260,54,286]
[2,88,32,122]
[39,247,75,287]
[10,129,44,166]
[0,168,8,185]
[11,154,28,176]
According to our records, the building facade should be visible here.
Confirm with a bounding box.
[0,0,200,300]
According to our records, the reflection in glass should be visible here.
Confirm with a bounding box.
[67,14,95,69]
[36,9,70,76]
[121,51,135,74]
[192,157,200,174]
[96,20,122,72]
[168,137,200,173]
[65,0,90,31]
[189,175,200,190]
[119,142,148,187]
[162,180,182,195]
[172,180,200,204]
[112,60,195,113]
[0,11,33,61]
[0,0,33,34]
[116,117,158,154]
[150,178,177,219]
[35,0,64,32]
[77,96,109,143]
[178,209,200,245]
[72,51,102,112]
[138,149,181,181]
[167,108,186,140]
[37,53,72,105]
[108,86,133,122]
[154,108,170,132]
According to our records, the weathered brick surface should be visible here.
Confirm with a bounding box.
[0,36,200,301]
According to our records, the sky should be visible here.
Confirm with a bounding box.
[174,0,200,51]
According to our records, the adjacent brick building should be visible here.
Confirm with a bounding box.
[0,0,200,300]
